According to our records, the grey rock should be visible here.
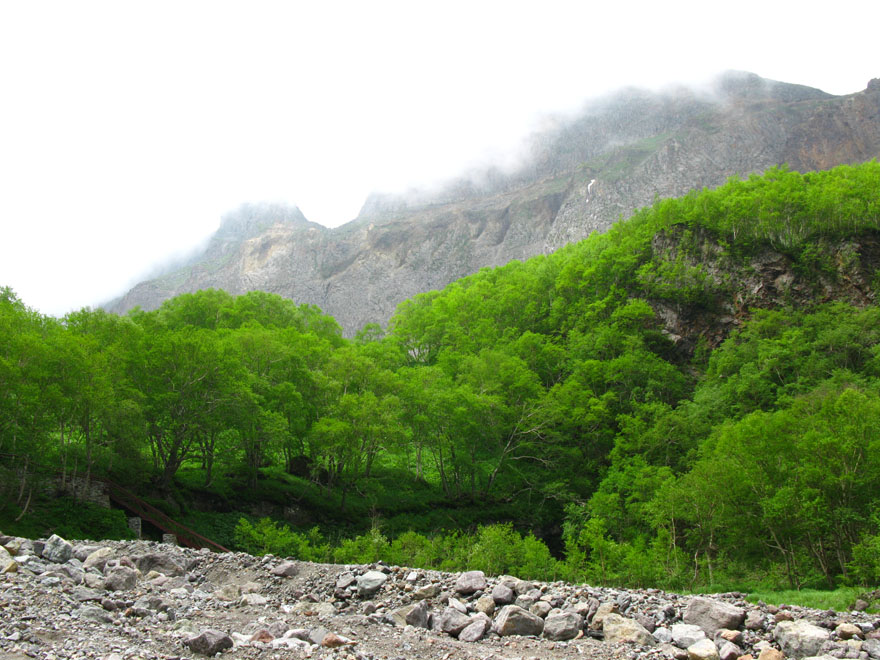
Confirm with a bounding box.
[543,611,583,641]
[270,560,298,577]
[683,597,746,635]
[863,638,880,658]
[530,600,552,618]
[134,552,185,577]
[475,594,495,616]
[42,534,73,563]
[672,624,708,649]
[83,547,115,572]
[494,604,544,637]
[636,613,657,633]
[459,614,491,642]
[455,570,487,595]
[357,570,388,597]
[746,610,767,630]
[240,592,267,606]
[491,583,515,605]
[448,597,468,614]
[104,565,138,591]
[79,605,114,624]
[438,607,472,636]
[72,586,102,602]
[414,583,441,600]
[654,627,673,644]
[590,602,619,630]
[602,613,656,646]
[406,600,431,629]
[775,619,833,658]
[718,641,743,660]
[185,629,234,656]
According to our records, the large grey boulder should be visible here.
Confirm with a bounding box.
[602,613,656,646]
[437,607,472,636]
[356,570,388,597]
[184,629,234,656]
[543,611,583,641]
[864,638,880,659]
[493,605,545,637]
[42,534,73,563]
[270,560,298,577]
[683,597,745,635]
[455,570,487,595]
[405,600,431,629]
[774,620,832,658]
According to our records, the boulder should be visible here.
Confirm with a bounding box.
[459,614,491,642]
[83,547,115,572]
[493,605,545,637]
[455,570,487,595]
[78,605,114,624]
[104,565,137,591]
[687,638,720,660]
[184,629,234,656]
[602,613,656,646]
[405,600,431,629]
[589,602,619,630]
[683,597,746,635]
[774,619,832,658]
[835,623,862,640]
[0,546,17,574]
[864,638,880,659]
[491,583,515,605]
[42,534,73,564]
[134,552,185,577]
[356,570,387,597]
[270,561,298,577]
[437,607,472,637]
[413,584,441,600]
[745,610,767,631]
[543,611,583,641]
[475,595,495,616]
[530,600,552,618]
[718,640,743,660]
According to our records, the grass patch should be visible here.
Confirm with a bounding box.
[747,587,873,613]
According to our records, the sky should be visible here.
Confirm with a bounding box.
[1,1,878,317]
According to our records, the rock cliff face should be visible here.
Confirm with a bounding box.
[107,72,880,335]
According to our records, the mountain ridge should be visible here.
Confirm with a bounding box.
[107,71,880,334]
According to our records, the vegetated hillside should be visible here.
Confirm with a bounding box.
[107,72,880,335]
[4,163,880,593]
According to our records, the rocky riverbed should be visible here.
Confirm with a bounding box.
[1,534,878,660]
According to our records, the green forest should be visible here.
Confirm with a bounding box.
[3,162,880,595]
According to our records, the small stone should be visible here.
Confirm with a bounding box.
[475,594,496,616]
[185,629,234,656]
[718,640,743,660]
[746,611,767,630]
[530,601,552,618]
[79,605,114,624]
[321,632,354,648]
[240,593,267,606]
[671,623,707,648]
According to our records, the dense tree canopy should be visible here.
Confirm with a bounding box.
[3,162,880,590]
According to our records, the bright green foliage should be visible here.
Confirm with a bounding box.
[4,163,880,592]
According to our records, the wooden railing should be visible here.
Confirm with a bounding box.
[0,452,230,553]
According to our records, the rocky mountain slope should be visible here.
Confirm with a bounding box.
[2,533,879,660]
[107,72,880,335]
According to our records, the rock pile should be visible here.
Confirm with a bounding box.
[1,532,878,660]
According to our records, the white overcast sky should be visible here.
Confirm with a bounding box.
[1,1,878,317]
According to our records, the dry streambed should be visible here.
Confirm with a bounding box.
[1,534,879,660]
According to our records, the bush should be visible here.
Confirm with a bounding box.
[233,517,329,561]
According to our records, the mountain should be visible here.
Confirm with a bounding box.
[107,72,880,334]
